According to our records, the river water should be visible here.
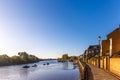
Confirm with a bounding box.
[0,60,80,80]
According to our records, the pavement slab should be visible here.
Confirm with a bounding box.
[87,64,119,80]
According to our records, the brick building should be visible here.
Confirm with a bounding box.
[84,45,100,59]
[102,26,120,56]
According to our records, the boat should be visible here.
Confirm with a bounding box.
[23,65,30,68]
[32,64,37,67]
[43,63,46,65]
[47,63,49,65]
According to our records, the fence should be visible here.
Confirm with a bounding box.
[88,57,120,77]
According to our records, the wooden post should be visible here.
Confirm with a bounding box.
[102,56,104,69]
[106,56,110,71]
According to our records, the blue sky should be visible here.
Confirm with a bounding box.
[0,0,120,58]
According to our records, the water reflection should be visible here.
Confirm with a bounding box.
[20,68,29,80]
[0,60,80,80]
[63,62,68,70]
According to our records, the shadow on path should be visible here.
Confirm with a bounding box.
[83,62,93,80]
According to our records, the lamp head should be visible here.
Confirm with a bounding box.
[98,36,101,41]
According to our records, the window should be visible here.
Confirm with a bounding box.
[92,50,94,53]
[96,50,99,53]
[89,51,91,54]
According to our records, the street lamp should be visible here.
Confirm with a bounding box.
[98,36,101,45]
[98,36,101,68]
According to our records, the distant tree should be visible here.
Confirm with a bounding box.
[28,54,39,62]
[18,52,39,63]
[69,56,77,62]
[0,52,40,66]
[62,54,68,61]
[11,55,21,64]
[18,52,29,63]
[57,58,62,62]
[0,54,12,66]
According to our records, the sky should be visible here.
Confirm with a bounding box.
[0,0,120,58]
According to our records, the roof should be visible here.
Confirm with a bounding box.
[107,26,120,37]
[88,45,100,49]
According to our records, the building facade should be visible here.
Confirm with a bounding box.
[102,26,120,56]
[84,45,100,59]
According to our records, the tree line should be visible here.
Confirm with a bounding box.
[57,54,78,62]
[0,52,40,66]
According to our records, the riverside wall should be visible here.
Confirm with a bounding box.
[78,60,93,80]
[78,60,85,80]
[88,57,120,78]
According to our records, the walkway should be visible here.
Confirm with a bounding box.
[87,64,119,80]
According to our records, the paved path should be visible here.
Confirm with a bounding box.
[87,64,119,80]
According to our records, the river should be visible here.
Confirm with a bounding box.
[0,60,80,80]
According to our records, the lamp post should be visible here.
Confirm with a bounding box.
[86,50,88,63]
[98,36,101,68]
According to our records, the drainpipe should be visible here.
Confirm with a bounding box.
[109,38,112,56]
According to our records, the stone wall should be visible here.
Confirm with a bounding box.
[78,60,85,80]
[110,58,120,76]
[88,57,120,77]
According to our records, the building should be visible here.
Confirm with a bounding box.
[102,26,120,56]
[101,40,110,56]
[84,45,100,59]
